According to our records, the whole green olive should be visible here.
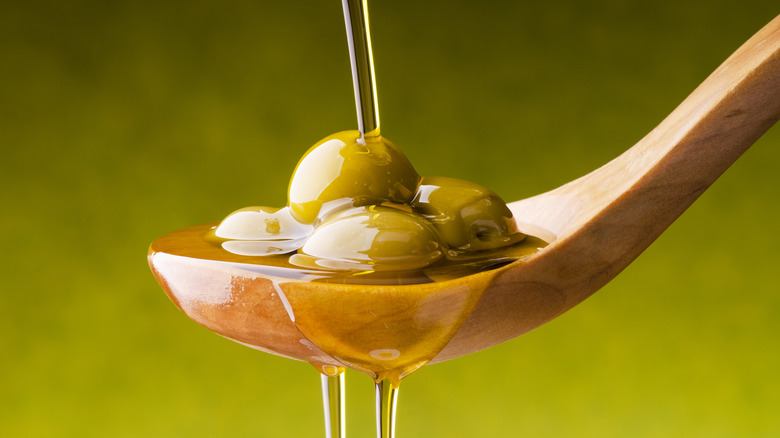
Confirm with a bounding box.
[287,131,421,224]
[411,176,525,253]
[299,205,444,271]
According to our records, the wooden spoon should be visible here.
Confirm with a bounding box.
[432,14,780,362]
[149,15,780,378]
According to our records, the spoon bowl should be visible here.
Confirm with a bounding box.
[149,15,780,378]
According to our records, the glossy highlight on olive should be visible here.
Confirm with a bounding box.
[300,205,444,271]
[287,131,420,224]
[213,130,532,272]
[411,176,525,254]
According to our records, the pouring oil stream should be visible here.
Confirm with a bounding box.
[320,1,391,437]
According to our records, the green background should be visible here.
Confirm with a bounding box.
[2,1,778,436]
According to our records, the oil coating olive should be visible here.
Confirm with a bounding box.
[288,131,420,224]
[411,176,525,253]
[215,206,313,240]
[214,206,314,256]
[300,206,443,271]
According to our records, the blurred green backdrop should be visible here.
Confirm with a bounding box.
[2,0,778,436]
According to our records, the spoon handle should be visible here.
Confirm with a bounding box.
[514,14,780,239]
[436,14,780,361]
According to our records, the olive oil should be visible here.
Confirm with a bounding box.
[149,222,548,434]
[190,222,546,285]
[149,0,549,436]
[341,0,380,138]
[376,379,399,438]
[322,373,346,438]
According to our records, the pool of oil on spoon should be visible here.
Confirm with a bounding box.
[148,222,548,437]
[150,0,546,434]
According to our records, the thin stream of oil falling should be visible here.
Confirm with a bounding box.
[342,0,380,138]
[321,374,346,438]
[376,379,400,438]
[319,0,394,436]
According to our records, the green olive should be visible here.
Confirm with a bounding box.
[214,206,314,256]
[299,206,443,271]
[288,131,421,224]
[215,206,312,240]
[411,176,525,253]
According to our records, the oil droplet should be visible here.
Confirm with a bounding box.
[370,349,401,361]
